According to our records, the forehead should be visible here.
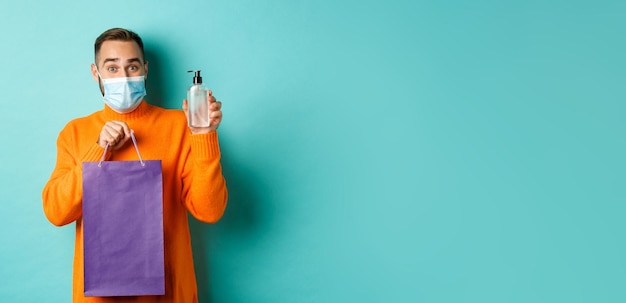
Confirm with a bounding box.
[97,40,143,65]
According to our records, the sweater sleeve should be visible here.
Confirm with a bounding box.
[42,126,110,226]
[181,131,228,223]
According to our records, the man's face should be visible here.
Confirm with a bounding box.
[91,40,148,94]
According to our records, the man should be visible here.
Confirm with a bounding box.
[42,27,228,302]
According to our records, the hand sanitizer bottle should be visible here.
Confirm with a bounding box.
[187,70,209,127]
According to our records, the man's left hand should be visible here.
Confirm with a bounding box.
[182,90,223,134]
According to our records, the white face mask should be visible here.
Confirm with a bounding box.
[97,70,146,113]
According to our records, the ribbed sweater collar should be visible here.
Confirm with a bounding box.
[103,100,151,121]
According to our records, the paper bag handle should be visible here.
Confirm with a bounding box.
[98,130,145,167]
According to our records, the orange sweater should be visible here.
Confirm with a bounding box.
[42,101,228,303]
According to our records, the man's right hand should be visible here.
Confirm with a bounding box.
[98,120,131,150]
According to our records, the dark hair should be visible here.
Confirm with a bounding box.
[94,28,144,64]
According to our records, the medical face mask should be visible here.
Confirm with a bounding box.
[97,70,146,113]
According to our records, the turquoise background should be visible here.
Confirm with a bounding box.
[1,0,624,302]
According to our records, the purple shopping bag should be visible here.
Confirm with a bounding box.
[82,131,165,297]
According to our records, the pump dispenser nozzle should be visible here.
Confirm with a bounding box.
[188,70,203,84]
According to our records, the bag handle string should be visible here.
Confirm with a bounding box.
[98,130,145,167]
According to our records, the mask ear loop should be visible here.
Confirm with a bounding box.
[95,65,106,97]
[94,64,104,81]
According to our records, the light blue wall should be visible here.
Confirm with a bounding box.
[1,0,625,302]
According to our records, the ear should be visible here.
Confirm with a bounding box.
[90,64,100,83]
[144,61,149,79]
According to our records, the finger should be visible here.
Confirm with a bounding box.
[207,93,216,104]
[182,99,188,113]
[210,101,222,111]
[110,121,130,140]
[119,122,131,139]
[103,126,118,142]
[210,110,222,126]
[101,128,116,146]
[99,123,120,148]
[210,110,222,120]
[105,121,128,145]
[109,120,127,132]
[105,121,123,138]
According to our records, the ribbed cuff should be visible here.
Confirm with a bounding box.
[80,143,110,164]
[190,131,221,159]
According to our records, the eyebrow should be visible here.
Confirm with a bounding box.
[102,57,143,65]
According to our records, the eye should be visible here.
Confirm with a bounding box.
[107,66,117,72]
[129,65,138,71]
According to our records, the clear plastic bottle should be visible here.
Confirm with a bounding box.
[187,70,210,127]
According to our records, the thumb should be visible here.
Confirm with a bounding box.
[182,99,189,113]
